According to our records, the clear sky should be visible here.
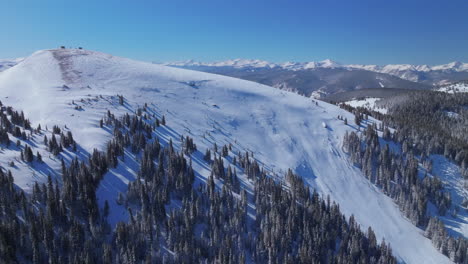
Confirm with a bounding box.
[1,0,467,65]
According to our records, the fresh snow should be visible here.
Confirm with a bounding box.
[0,48,454,264]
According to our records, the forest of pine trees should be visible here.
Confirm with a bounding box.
[340,91,468,180]
[342,116,468,263]
[0,101,398,263]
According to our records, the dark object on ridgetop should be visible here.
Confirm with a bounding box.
[60,46,65,49]
[78,47,83,49]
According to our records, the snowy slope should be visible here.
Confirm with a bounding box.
[437,81,468,93]
[0,48,452,263]
[344,97,388,114]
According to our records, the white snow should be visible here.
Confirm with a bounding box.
[344,97,388,114]
[437,82,468,93]
[166,59,468,75]
[432,61,468,72]
[0,48,453,264]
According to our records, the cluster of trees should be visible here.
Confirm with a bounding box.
[7,106,32,130]
[251,169,396,263]
[382,92,468,181]
[0,103,31,146]
[343,123,467,263]
[1,100,79,161]
[343,125,450,225]
[210,154,240,193]
[43,130,76,155]
[183,136,196,155]
[425,217,468,263]
[0,101,78,164]
[21,144,35,162]
[0,100,398,263]
[340,91,468,180]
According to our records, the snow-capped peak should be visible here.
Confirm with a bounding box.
[319,59,341,68]
[164,58,276,69]
[164,58,343,70]
[432,61,468,71]
[164,58,468,74]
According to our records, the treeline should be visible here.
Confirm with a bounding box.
[0,99,397,263]
[343,124,468,263]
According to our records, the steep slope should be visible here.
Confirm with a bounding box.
[0,49,451,263]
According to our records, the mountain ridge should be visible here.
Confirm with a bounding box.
[165,59,468,85]
[164,58,468,73]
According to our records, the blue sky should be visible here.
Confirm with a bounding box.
[0,0,467,65]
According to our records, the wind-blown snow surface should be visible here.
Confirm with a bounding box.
[0,49,451,263]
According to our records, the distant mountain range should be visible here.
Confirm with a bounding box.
[164,59,468,97]
[165,59,468,76]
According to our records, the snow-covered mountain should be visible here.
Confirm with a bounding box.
[165,62,431,98]
[166,59,468,73]
[166,59,468,85]
[0,48,454,263]
[353,62,468,84]
[167,58,343,70]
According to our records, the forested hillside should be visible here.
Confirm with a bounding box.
[0,100,399,263]
[339,91,468,263]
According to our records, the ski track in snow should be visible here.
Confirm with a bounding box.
[0,48,455,264]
